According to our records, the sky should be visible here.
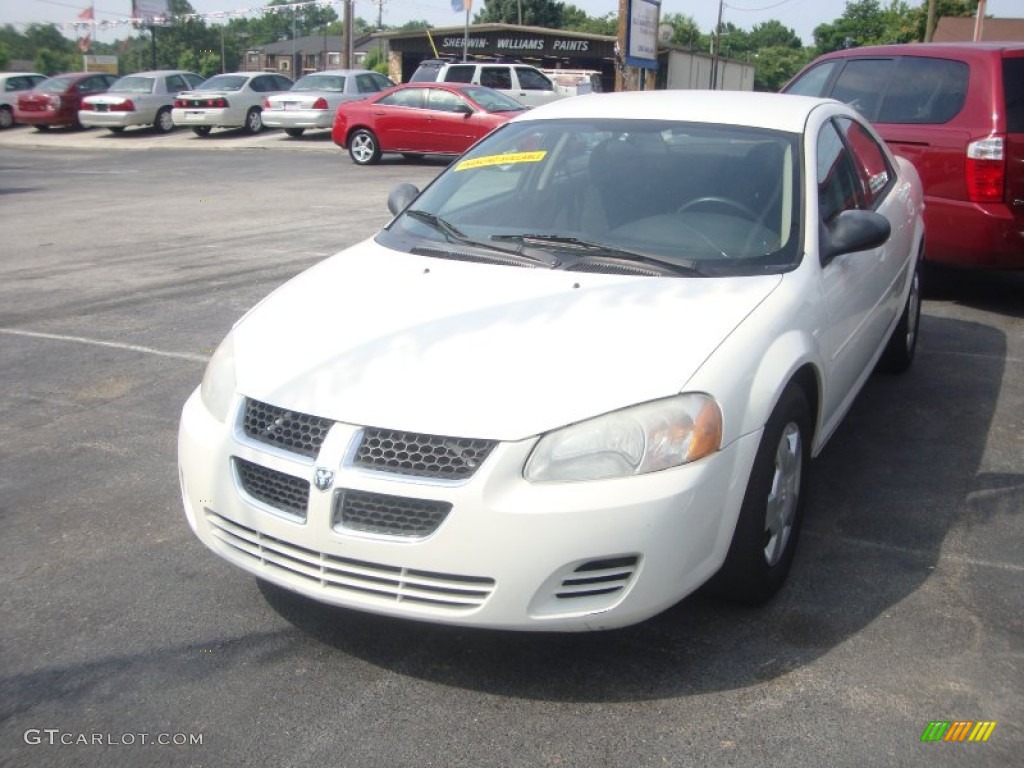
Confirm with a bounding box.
[3,0,1022,47]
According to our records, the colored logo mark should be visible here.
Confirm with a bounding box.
[921,721,997,742]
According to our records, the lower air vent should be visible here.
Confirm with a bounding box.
[333,489,451,538]
[556,556,639,599]
[412,246,538,269]
[205,511,495,610]
[568,259,668,277]
[234,458,309,519]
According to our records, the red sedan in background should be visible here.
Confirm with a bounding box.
[332,82,526,165]
[16,72,118,130]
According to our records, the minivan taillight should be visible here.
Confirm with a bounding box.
[965,136,1005,203]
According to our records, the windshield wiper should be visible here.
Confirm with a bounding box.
[404,211,560,267]
[491,234,704,276]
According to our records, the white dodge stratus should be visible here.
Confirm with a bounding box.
[179,91,924,631]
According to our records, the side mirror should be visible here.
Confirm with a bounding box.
[453,102,473,116]
[387,183,420,216]
[820,209,891,264]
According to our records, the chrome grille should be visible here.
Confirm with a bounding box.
[353,428,496,479]
[242,398,332,458]
[234,458,309,519]
[205,511,495,610]
[334,489,451,538]
[556,556,638,599]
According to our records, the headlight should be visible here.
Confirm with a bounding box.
[200,332,237,422]
[524,395,722,483]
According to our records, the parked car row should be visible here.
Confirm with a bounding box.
[3,68,395,136]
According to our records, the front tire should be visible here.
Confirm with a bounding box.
[244,107,263,134]
[153,107,174,134]
[284,127,305,138]
[192,126,212,137]
[349,128,381,165]
[709,384,811,604]
[878,252,922,374]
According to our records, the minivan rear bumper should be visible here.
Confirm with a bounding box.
[925,196,1024,269]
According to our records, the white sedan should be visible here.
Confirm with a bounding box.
[79,70,205,133]
[172,71,292,136]
[179,91,924,631]
[262,69,394,137]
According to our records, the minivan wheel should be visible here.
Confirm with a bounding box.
[708,384,811,605]
[349,129,381,165]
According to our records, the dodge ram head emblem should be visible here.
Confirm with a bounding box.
[313,467,335,492]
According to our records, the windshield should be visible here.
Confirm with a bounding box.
[379,119,802,276]
[197,75,246,91]
[110,76,156,94]
[293,74,345,92]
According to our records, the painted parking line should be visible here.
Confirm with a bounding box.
[0,328,210,363]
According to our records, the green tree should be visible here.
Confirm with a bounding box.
[0,41,9,71]
[562,5,617,35]
[908,0,977,41]
[474,0,564,27]
[747,20,802,50]
[813,0,919,53]
[35,47,74,75]
[659,12,705,49]
[753,45,813,91]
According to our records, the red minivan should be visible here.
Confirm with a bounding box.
[784,43,1023,270]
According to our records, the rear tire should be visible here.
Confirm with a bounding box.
[284,127,305,138]
[878,251,922,374]
[153,107,174,134]
[349,128,381,165]
[244,107,263,134]
[709,384,811,605]
[192,126,212,137]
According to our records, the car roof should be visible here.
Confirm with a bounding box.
[813,41,1024,59]
[300,69,376,76]
[519,91,835,133]
[392,82,487,92]
[116,70,198,78]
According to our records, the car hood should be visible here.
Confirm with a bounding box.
[232,241,781,441]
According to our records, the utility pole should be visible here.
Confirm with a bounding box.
[924,0,937,41]
[710,0,724,90]
[973,0,988,41]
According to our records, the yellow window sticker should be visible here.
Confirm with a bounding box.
[454,150,547,171]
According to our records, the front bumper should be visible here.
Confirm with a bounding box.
[178,389,760,631]
[262,110,332,130]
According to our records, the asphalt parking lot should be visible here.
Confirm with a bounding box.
[0,123,1021,768]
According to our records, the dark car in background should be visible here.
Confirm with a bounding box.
[783,42,1023,271]
[15,72,119,130]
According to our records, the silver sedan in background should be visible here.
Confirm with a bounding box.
[262,69,395,137]
[79,70,205,134]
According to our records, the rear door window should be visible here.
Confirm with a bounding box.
[830,59,896,120]
[877,57,968,124]
[443,65,474,84]
[480,67,513,90]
